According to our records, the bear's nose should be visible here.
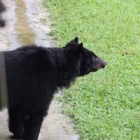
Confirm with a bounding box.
[101,60,107,68]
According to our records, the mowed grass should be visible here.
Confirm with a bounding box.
[43,0,140,139]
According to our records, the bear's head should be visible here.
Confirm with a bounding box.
[65,37,107,76]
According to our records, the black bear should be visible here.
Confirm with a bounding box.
[2,37,106,140]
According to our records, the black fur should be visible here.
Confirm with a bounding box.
[2,37,106,140]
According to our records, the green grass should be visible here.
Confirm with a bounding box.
[43,0,140,139]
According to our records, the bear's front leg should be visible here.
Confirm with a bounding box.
[23,114,44,140]
[8,108,24,139]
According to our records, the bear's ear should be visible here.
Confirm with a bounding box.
[77,43,83,52]
[79,43,83,48]
[74,37,78,43]
[75,43,83,57]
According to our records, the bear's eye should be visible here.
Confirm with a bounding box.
[92,54,97,58]
[87,59,93,65]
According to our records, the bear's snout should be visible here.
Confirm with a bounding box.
[93,58,107,71]
[101,59,107,68]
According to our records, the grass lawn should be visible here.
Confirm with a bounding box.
[43,0,140,139]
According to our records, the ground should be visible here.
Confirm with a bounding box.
[0,0,79,139]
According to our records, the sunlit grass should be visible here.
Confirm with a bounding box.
[43,0,140,139]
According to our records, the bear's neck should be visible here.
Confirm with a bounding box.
[52,48,80,88]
